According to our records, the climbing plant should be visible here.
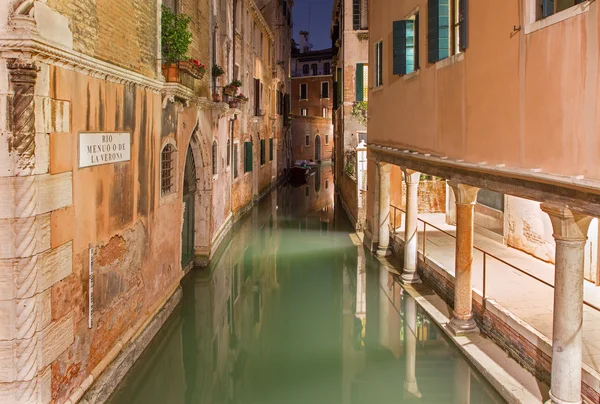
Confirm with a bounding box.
[161,5,192,63]
[356,32,369,41]
[351,101,368,126]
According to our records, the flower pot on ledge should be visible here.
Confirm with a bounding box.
[179,60,206,79]
[223,86,237,97]
[228,100,239,109]
[162,63,180,83]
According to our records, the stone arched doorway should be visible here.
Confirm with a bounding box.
[181,145,196,267]
[315,135,321,161]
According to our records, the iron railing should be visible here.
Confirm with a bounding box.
[389,204,600,313]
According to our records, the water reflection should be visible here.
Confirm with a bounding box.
[108,164,504,404]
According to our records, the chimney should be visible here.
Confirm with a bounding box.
[299,31,312,54]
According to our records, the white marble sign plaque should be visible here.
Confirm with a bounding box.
[79,132,131,168]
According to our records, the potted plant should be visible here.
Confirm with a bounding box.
[228,99,240,109]
[236,93,249,104]
[231,79,242,88]
[179,58,206,79]
[223,83,238,97]
[161,5,192,82]
[212,65,224,78]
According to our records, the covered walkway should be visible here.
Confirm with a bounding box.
[390,211,600,381]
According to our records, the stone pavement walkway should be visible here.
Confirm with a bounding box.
[391,212,600,377]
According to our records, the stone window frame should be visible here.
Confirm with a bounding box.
[320,81,330,99]
[525,0,590,34]
[233,140,240,181]
[160,138,178,204]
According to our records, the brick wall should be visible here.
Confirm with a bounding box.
[291,76,334,117]
[290,115,333,162]
[181,0,211,97]
[47,0,158,78]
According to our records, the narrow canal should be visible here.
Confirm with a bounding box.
[108,165,504,404]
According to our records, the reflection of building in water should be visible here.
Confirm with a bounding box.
[340,234,501,403]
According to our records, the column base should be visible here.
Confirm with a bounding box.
[545,390,581,404]
[447,316,480,336]
[376,246,392,257]
[400,269,422,284]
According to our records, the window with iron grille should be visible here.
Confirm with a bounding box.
[161,144,176,196]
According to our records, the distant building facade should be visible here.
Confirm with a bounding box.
[331,0,369,229]
[290,33,334,162]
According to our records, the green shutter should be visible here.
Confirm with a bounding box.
[233,144,238,178]
[459,0,468,51]
[428,0,450,63]
[269,138,274,161]
[393,21,408,75]
[245,142,253,172]
[356,63,364,101]
[260,139,265,165]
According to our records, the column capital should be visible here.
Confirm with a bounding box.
[401,168,421,185]
[448,182,480,206]
[378,162,392,174]
[540,203,593,242]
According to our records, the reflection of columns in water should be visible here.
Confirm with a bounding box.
[388,284,403,359]
[541,204,592,404]
[365,261,381,352]
[455,358,471,404]
[403,295,421,399]
[378,265,390,349]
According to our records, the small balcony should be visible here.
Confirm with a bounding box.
[291,68,331,78]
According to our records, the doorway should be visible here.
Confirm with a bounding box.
[181,146,197,267]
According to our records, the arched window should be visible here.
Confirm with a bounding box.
[161,143,176,196]
[212,140,218,176]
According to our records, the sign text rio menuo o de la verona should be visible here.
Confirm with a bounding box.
[79,132,131,168]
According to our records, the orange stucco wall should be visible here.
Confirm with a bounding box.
[368,0,600,181]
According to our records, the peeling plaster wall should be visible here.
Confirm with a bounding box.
[506,196,555,263]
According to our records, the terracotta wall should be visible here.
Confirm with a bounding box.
[291,116,334,162]
[367,0,600,181]
[291,76,334,116]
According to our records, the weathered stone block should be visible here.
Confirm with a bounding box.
[34,2,74,50]
[0,214,51,259]
[40,314,74,368]
[35,132,50,175]
[40,241,73,292]
[37,172,73,216]
[49,133,73,174]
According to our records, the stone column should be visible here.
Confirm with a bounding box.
[403,294,422,399]
[541,204,592,404]
[448,182,480,335]
[401,169,422,284]
[376,163,392,257]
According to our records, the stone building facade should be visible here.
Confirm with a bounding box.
[290,42,333,162]
[0,0,289,402]
[364,1,600,403]
[331,0,369,229]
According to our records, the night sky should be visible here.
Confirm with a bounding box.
[293,0,334,51]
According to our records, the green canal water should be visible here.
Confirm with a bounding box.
[108,167,504,404]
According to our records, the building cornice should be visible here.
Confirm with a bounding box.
[246,0,274,41]
[0,31,163,93]
[369,143,600,217]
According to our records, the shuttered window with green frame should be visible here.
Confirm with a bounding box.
[244,141,253,172]
[428,0,450,63]
[260,139,266,165]
[269,138,274,161]
[393,16,418,75]
[356,63,364,101]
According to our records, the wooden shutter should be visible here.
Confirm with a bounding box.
[260,139,265,165]
[393,21,408,75]
[254,79,260,115]
[459,0,468,51]
[406,20,415,73]
[356,63,364,101]
[233,144,238,178]
[428,0,450,63]
[269,138,274,161]
[245,142,253,172]
[542,0,555,17]
[353,0,360,30]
